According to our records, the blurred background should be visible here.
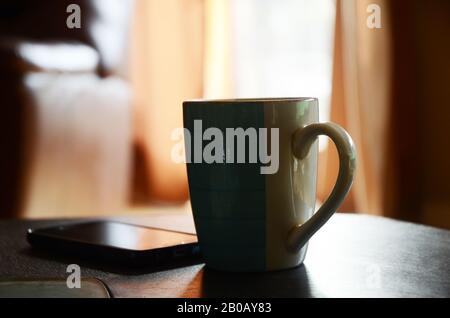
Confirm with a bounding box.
[0,0,449,230]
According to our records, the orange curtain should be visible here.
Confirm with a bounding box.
[131,0,204,203]
[325,0,450,229]
[319,0,392,216]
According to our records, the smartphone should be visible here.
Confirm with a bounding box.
[27,221,201,267]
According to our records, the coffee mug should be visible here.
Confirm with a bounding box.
[183,98,356,271]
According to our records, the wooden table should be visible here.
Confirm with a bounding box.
[0,213,449,298]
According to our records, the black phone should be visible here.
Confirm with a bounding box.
[27,221,201,267]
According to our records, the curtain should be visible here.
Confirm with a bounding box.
[320,0,392,216]
[328,0,450,229]
[131,0,204,203]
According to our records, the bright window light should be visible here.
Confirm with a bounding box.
[230,0,336,150]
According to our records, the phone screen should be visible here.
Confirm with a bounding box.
[36,221,198,251]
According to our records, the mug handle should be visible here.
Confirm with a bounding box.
[286,122,357,253]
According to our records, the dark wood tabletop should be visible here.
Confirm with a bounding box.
[0,212,449,298]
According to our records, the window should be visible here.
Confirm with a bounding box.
[230,0,336,149]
